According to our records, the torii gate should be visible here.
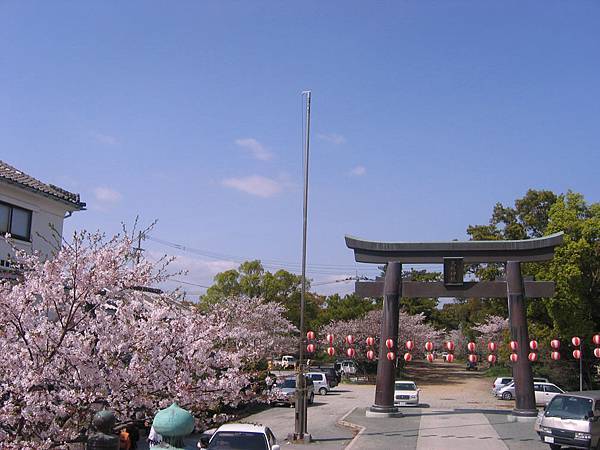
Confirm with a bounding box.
[345,232,564,417]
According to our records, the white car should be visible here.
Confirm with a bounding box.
[498,381,563,406]
[198,423,280,450]
[394,380,420,406]
[491,377,513,395]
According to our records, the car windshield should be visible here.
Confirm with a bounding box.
[395,382,416,390]
[280,379,296,388]
[208,431,268,450]
[545,396,594,420]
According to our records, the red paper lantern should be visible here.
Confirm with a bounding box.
[510,341,518,351]
[468,354,478,363]
[467,342,476,353]
[346,347,356,358]
[326,346,335,357]
[488,354,497,364]
[446,341,455,352]
[306,343,316,353]
[405,340,414,351]
[529,340,538,351]
[593,335,600,346]
[594,348,600,359]
[426,353,434,363]
[386,351,395,361]
[366,336,375,347]
[385,338,394,350]
[326,334,334,344]
[488,342,497,352]
[573,349,582,359]
[550,339,560,350]
[404,352,412,362]
[528,352,538,362]
[510,353,518,363]
[346,335,355,345]
[367,350,375,360]
[425,341,434,352]
[306,330,315,341]
[572,336,581,347]
[446,354,454,363]
[551,351,561,361]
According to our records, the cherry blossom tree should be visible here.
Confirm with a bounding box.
[322,309,443,362]
[0,231,294,449]
[472,315,509,347]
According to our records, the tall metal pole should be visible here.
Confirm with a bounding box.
[580,349,583,391]
[294,90,311,442]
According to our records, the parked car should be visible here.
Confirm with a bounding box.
[306,371,331,395]
[498,382,563,405]
[198,423,280,450]
[496,378,550,399]
[492,377,513,395]
[271,376,314,406]
[308,366,340,387]
[536,391,600,450]
[335,360,357,375]
[273,355,297,370]
[394,380,420,406]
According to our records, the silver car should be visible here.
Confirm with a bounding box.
[537,391,600,449]
[496,377,550,399]
[306,371,331,395]
[498,381,563,406]
[271,376,315,406]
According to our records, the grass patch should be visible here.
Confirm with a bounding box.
[483,365,512,378]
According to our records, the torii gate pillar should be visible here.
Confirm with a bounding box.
[369,262,402,416]
[507,261,537,416]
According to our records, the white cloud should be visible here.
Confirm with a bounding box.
[92,132,119,146]
[235,138,273,161]
[222,175,283,198]
[349,165,366,176]
[317,133,346,145]
[93,187,122,204]
[147,251,238,296]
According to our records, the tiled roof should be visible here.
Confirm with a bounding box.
[0,160,86,210]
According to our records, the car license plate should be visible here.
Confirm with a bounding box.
[544,436,554,444]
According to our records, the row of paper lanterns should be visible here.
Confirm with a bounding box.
[306,331,600,362]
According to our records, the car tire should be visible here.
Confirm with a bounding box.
[319,387,327,396]
[309,393,314,404]
[502,392,513,400]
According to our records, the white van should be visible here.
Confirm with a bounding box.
[335,360,357,375]
[306,372,331,395]
[536,391,600,449]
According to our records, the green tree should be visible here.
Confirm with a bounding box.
[313,293,380,329]
[200,260,323,330]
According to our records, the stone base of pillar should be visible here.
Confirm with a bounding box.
[366,405,403,418]
[287,432,312,443]
[512,408,538,418]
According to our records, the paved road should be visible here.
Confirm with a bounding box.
[139,360,568,449]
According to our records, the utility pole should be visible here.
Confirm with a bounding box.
[134,231,144,264]
[293,90,312,443]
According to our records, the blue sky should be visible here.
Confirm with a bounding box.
[1,1,598,296]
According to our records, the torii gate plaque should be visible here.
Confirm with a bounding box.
[345,232,563,417]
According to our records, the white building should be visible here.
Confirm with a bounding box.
[0,160,85,269]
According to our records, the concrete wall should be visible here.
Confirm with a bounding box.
[0,182,75,262]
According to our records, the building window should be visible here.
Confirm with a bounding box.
[0,202,32,241]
